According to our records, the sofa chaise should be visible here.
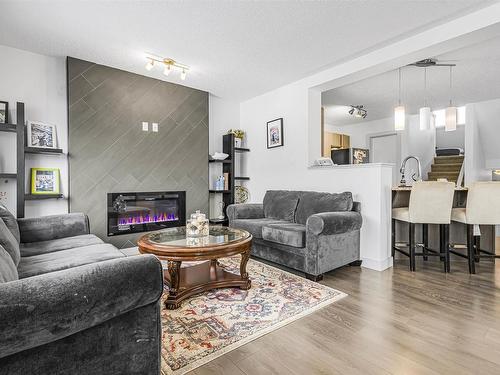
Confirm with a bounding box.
[228,190,362,280]
[0,204,163,375]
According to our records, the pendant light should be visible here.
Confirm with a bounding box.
[419,67,431,130]
[394,68,405,131]
[445,66,457,132]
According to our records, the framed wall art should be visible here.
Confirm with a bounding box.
[266,118,283,149]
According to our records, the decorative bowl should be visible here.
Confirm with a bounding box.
[210,152,229,160]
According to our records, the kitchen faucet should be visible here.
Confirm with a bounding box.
[400,156,422,186]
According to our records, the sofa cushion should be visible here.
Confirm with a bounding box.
[17,243,125,278]
[262,223,306,248]
[20,234,104,257]
[0,217,20,266]
[295,191,354,225]
[0,204,20,243]
[0,245,18,283]
[231,218,289,239]
[263,190,301,221]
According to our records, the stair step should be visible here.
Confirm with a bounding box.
[431,163,463,172]
[428,171,460,181]
[434,155,464,164]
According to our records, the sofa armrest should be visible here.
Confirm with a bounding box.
[227,203,264,221]
[0,255,163,359]
[352,201,361,213]
[307,211,362,236]
[18,212,90,243]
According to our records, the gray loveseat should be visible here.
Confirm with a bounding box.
[0,204,163,374]
[228,190,362,281]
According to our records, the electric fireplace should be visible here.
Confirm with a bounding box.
[107,191,186,236]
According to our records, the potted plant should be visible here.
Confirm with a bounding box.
[227,129,245,147]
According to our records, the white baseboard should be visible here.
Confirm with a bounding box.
[361,256,393,271]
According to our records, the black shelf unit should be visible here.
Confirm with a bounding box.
[0,102,67,218]
[0,102,26,218]
[0,173,17,179]
[208,133,250,225]
[25,194,64,200]
[25,147,64,155]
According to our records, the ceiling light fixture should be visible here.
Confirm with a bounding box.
[394,68,405,131]
[419,67,432,130]
[144,56,190,80]
[348,105,367,119]
[445,66,457,132]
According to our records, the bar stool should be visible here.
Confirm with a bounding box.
[392,181,455,272]
[450,181,500,274]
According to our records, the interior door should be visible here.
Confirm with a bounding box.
[369,133,399,185]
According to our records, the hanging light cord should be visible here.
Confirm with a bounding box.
[449,66,453,106]
[398,68,402,106]
[424,68,427,107]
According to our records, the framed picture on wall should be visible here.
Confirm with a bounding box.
[267,118,283,148]
[31,168,60,195]
[0,101,8,124]
[27,120,57,148]
[352,148,369,164]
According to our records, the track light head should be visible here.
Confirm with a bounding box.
[145,59,154,71]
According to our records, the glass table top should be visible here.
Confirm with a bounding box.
[145,226,250,247]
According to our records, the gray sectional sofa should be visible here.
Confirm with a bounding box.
[228,190,362,280]
[0,204,163,375]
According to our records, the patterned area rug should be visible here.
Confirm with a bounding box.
[160,258,347,374]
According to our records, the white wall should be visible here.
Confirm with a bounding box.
[0,45,68,217]
[471,97,500,170]
[327,113,435,180]
[436,125,465,149]
[465,103,492,185]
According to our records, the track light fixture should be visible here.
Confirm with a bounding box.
[144,55,190,80]
[348,105,367,119]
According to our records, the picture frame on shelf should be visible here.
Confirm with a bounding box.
[266,118,283,149]
[30,168,60,195]
[0,101,8,124]
[27,120,57,148]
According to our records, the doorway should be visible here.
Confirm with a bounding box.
[368,132,400,185]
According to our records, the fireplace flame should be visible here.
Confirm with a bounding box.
[118,212,178,226]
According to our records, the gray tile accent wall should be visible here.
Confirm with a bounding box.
[67,57,208,248]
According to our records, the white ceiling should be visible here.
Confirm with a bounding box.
[0,0,493,101]
[323,34,500,126]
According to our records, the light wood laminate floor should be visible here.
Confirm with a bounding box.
[191,258,500,375]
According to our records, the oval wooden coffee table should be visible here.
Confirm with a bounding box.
[138,226,252,309]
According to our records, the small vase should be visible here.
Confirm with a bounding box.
[234,137,242,147]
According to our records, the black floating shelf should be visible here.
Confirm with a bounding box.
[0,173,17,179]
[234,177,250,180]
[25,147,64,155]
[234,147,250,152]
[25,194,64,200]
[0,123,17,133]
[208,159,232,164]
[209,190,231,193]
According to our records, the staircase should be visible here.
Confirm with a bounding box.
[427,155,464,184]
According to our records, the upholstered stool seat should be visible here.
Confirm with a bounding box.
[450,182,500,273]
[450,208,466,223]
[392,181,455,272]
[391,207,410,222]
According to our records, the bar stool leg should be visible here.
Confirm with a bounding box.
[409,223,416,272]
[443,224,450,273]
[439,224,445,262]
[474,234,481,263]
[391,219,396,258]
[422,224,429,261]
[467,224,476,274]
